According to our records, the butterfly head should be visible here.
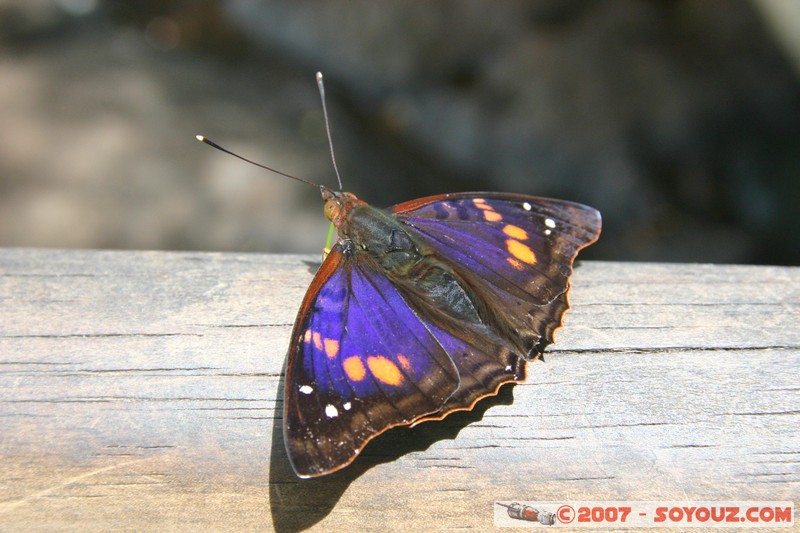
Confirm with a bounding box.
[322,187,365,229]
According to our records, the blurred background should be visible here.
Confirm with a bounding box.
[1,0,799,264]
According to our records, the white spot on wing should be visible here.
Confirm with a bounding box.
[522,202,532,211]
[545,229,552,236]
[343,401,352,411]
[544,218,556,228]
[299,385,313,394]
[325,404,339,418]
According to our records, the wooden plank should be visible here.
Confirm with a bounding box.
[0,249,798,531]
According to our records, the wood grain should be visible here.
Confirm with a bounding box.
[1,249,798,531]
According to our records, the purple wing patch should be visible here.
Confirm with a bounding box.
[284,246,460,478]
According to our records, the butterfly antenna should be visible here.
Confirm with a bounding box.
[194,135,321,189]
[316,72,344,191]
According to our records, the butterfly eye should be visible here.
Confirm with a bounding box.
[324,199,340,223]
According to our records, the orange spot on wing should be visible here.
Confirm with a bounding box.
[367,356,404,386]
[506,239,537,264]
[503,224,528,240]
[343,356,366,381]
[506,257,524,270]
[472,198,503,221]
[312,332,323,350]
[397,354,412,373]
[323,338,339,359]
[483,210,503,222]
[303,329,312,343]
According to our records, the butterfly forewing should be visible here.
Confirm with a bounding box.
[392,193,601,356]
[284,245,461,478]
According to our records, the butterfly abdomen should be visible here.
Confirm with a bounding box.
[404,259,484,323]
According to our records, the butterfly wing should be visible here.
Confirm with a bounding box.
[404,313,528,425]
[392,192,601,355]
[389,193,600,421]
[283,244,461,478]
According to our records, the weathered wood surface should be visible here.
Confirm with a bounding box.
[0,248,798,532]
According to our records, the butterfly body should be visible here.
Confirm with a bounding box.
[284,188,601,478]
[326,189,489,326]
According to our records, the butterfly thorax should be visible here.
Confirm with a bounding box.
[325,190,427,274]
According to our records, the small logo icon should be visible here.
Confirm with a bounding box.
[496,502,556,525]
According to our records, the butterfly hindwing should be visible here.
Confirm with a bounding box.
[407,317,527,424]
[284,244,461,478]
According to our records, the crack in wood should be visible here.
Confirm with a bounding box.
[720,410,800,417]
[554,345,800,354]
[1,333,205,339]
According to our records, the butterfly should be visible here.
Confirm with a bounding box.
[196,74,601,479]
[284,187,601,478]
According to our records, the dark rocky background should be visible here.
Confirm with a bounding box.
[1,0,799,264]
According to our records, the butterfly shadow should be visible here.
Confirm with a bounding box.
[268,370,516,532]
[302,259,322,275]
